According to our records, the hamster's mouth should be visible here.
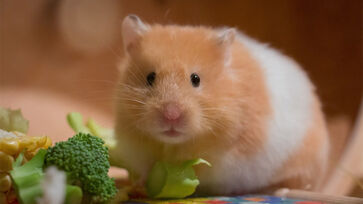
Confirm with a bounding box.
[162,129,181,137]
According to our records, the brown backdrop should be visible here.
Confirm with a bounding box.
[0,0,362,184]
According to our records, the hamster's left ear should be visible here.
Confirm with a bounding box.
[218,28,236,47]
[122,15,149,52]
[217,28,236,66]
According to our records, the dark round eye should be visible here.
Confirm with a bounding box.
[190,73,200,87]
[147,72,156,86]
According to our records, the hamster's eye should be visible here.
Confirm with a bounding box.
[147,72,156,86]
[190,73,200,87]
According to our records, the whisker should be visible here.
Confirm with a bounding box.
[120,99,146,105]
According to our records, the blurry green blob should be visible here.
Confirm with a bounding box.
[11,149,46,204]
[65,185,83,204]
[10,149,83,204]
[0,107,29,133]
[146,158,211,198]
[67,112,116,148]
[66,112,90,134]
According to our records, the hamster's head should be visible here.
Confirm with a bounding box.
[116,15,238,144]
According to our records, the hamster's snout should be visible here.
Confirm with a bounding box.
[161,102,183,125]
[159,102,185,137]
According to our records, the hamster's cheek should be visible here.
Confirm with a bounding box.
[185,106,206,135]
[134,110,160,133]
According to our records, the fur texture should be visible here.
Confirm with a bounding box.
[113,15,329,195]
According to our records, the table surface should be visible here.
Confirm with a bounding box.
[123,195,324,204]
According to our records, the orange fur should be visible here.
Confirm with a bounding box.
[114,16,329,194]
[116,25,270,163]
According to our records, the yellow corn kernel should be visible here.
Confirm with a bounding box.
[19,137,37,152]
[36,136,47,147]
[0,139,19,156]
[0,134,52,168]
[17,137,30,150]
[0,152,13,172]
[0,173,11,192]
[44,137,52,148]
[24,150,37,161]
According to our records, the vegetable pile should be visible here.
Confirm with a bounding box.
[10,149,83,204]
[45,133,116,203]
[0,108,52,203]
[0,108,116,204]
[0,107,211,204]
[67,113,211,199]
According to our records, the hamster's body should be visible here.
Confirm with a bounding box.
[112,15,329,195]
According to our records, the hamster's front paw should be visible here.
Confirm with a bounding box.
[127,177,148,199]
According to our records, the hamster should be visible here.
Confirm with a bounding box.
[112,15,330,195]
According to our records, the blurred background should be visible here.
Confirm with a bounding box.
[0,0,362,197]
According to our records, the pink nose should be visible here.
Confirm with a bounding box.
[162,103,182,123]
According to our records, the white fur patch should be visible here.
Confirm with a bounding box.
[198,33,314,194]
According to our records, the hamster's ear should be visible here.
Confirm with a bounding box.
[122,15,148,52]
[217,28,236,47]
[217,28,236,66]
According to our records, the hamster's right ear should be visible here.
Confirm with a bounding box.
[121,15,149,53]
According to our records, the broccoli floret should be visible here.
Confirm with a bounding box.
[67,112,116,149]
[10,149,82,204]
[66,112,119,167]
[45,133,117,203]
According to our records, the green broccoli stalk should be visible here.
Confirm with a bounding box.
[45,133,117,203]
[65,185,83,204]
[67,112,116,148]
[10,149,83,204]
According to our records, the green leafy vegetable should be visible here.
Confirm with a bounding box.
[66,112,90,134]
[87,118,116,148]
[146,158,211,198]
[45,133,117,202]
[10,150,83,204]
[0,107,29,133]
[65,185,83,204]
[10,149,46,204]
[67,112,116,148]
[67,112,212,199]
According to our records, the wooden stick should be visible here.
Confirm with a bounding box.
[274,188,363,204]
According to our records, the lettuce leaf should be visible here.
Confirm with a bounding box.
[146,158,211,198]
[0,107,29,133]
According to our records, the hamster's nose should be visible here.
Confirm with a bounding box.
[162,102,182,124]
